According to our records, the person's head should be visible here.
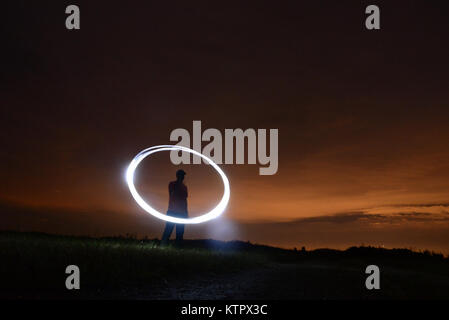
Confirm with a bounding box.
[176,169,186,182]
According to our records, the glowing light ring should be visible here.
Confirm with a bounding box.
[126,145,230,224]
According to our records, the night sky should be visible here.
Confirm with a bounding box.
[2,1,449,253]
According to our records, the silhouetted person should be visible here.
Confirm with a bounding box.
[161,169,188,246]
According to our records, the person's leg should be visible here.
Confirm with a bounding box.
[175,223,185,244]
[161,222,175,246]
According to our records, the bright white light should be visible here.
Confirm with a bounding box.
[126,145,230,224]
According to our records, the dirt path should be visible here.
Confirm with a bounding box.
[121,261,449,300]
[121,262,363,300]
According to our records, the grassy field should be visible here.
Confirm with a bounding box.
[1,231,448,299]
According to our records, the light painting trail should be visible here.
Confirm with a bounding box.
[126,145,230,224]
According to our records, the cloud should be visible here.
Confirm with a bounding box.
[290,212,382,224]
[245,204,449,226]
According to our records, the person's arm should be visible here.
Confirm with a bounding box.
[185,186,188,215]
[169,182,174,196]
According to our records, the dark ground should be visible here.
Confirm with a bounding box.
[1,231,448,299]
